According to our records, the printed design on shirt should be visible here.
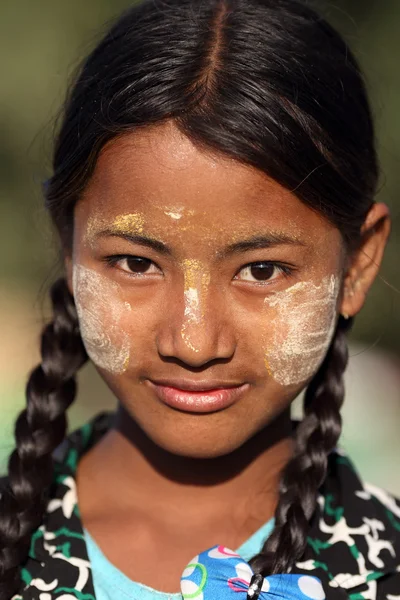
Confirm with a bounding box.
[180,545,325,599]
[13,412,400,599]
[12,470,93,599]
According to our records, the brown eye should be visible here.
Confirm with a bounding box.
[105,255,161,276]
[249,263,275,281]
[236,262,292,283]
[125,257,153,273]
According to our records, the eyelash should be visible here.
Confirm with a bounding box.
[102,255,295,284]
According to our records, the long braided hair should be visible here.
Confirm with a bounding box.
[0,280,87,597]
[1,0,378,596]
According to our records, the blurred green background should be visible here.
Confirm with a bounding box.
[0,1,399,492]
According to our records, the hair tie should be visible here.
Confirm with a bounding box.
[247,573,264,599]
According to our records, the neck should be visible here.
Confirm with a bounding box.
[78,404,294,527]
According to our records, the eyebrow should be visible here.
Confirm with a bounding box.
[217,232,306,258]
[94,229,306,258]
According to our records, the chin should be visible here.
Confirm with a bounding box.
[152,432,245,459]
[138,410,255,459]
[111,376,291,460]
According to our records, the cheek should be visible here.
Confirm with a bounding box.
[261,275,340,386]
[72,264,132,374]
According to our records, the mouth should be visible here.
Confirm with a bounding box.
[145,379,250,413]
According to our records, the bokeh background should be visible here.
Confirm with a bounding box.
[0,0,399,493]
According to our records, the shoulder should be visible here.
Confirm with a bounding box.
[300,447,400,597]
[325,448,400,549]
[5,412,114,598]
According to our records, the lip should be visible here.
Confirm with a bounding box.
[146,379,249,413]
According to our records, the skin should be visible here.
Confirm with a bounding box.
[64,120,390,592]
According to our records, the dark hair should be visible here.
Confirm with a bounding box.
[1,0,377,596]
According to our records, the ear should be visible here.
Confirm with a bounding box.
[64,254,74,298]
[340,202,391,318]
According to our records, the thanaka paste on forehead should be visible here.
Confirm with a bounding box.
[164,210,183,220]
[72,263,131,374]
[151,204,195,220]
[85,212,146,248]
[112,213,145,233]
[262,275,340,386]
[86,207,308,255]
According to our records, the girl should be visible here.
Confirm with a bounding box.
[0,0,399,598]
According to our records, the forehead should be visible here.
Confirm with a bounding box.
[77,120,335,238]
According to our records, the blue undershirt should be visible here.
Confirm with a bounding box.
[84,517,275,600]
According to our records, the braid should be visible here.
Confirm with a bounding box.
[0,278,87,600]
[249,314,354,576]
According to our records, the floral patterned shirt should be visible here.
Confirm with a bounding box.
[6,411,400,599]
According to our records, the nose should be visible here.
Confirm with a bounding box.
[156,281,236,368]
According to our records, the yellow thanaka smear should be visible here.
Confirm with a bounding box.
[111,213,145,233]
[85,215,103,247]
[263,355,273,377]
[180,331,201,353]
[182,259,211,292]
[122,353,130,372]
[85,212,146,248]
[180,259,210,352]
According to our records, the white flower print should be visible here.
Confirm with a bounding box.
[47,476,77,519]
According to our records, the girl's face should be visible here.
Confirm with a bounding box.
[67,120,347,458]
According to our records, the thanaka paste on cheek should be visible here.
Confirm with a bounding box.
[72,264,131,374]
[263,275,340,386]
[180,259,211,353]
